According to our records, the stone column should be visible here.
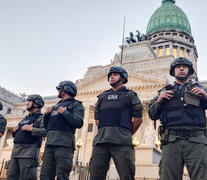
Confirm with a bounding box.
[177,46,180,57]
[184,49,186,57]
[0,129,7,154]
[169,43,173,55]
[0,128,7,163]
[163,46,166,56]
[79,105,90,165]
[155,46,159,56]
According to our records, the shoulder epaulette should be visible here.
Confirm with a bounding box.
[127,89,137,96]
[158,84,174,93]
[74,99,83,104]
[97,89,111,98]
[188,81,203,89]
[158,87,166,93]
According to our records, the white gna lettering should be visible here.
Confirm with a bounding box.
[20,120,30,125]
[107,95,118,100]
[51,110,58,116]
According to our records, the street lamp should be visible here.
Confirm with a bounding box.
[155,136,161,148]
[75,138,83,166]
[132,137,139,147]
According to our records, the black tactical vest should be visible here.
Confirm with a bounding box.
[14,112,42,146]
[99,89,132,130]
[47,98,76,134]
[160,83,206,128]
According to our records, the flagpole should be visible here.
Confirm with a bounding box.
[120,16,126,67]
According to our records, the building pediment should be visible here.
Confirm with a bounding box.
[77,71,165,94]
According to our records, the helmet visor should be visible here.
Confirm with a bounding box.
[56,86,62,90]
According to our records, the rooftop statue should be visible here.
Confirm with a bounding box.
[125,30,148,45]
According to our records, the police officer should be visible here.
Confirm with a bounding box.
[89,67,143,180]
[0,101,7,137]
[7,94,46,180]
[40,81,84,180]
[148,57,207,180]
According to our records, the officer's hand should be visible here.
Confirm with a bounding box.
[95,120,99,127]
[192,87,207,100]
[45,107,52,114]
[0,131,3,137]
[157,90,174,104]
[12,126,19,132]
[58,107,66,114]
[22,123,33,132]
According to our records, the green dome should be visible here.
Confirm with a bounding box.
[146,0,191,36]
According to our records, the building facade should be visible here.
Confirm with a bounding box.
[0,0,205,179]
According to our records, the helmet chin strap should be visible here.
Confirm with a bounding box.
[110,78,122,87]
[58,89,63,98]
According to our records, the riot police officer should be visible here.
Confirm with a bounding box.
[89,67,143,180]
[40,81,84,180]
[0,101,7,137]
[7,94,46,180]
[148,57,207,180]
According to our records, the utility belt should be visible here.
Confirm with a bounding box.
[158,126,207,148]
[168,129,205,137]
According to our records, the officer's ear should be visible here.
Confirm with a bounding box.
[121,77,126,83]
[33,103,41,109]
[187,67,191,76]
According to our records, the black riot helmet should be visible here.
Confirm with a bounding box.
[170,57,194,76]
[107,66,128,84]
[27,94,44,108]
[0,101,3,111]
[56,81,77,97]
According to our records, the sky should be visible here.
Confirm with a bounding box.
[0,0,206,96]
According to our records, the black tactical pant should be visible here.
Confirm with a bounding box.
[40,146,74,180]
[89,143,135,180]
[7,158,37,180]
[160,139,207,180]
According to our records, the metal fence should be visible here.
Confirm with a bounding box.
[72,164,90,180]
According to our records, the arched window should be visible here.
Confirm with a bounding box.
[165,46,170,55]
[153,47,157,54]
[186,50,190,58]
[173,47,178,58]
[158,47,163,56]
[180,48,184,57]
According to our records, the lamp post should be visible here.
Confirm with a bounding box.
[155,136,161,148]
[75,138,83,166]
[132,137,139,147]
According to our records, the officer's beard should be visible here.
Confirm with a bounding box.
[110,78,122,88]
[175,75,188,82]
[175,69,191,82]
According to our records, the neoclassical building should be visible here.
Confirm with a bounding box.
[0,0,205,179]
